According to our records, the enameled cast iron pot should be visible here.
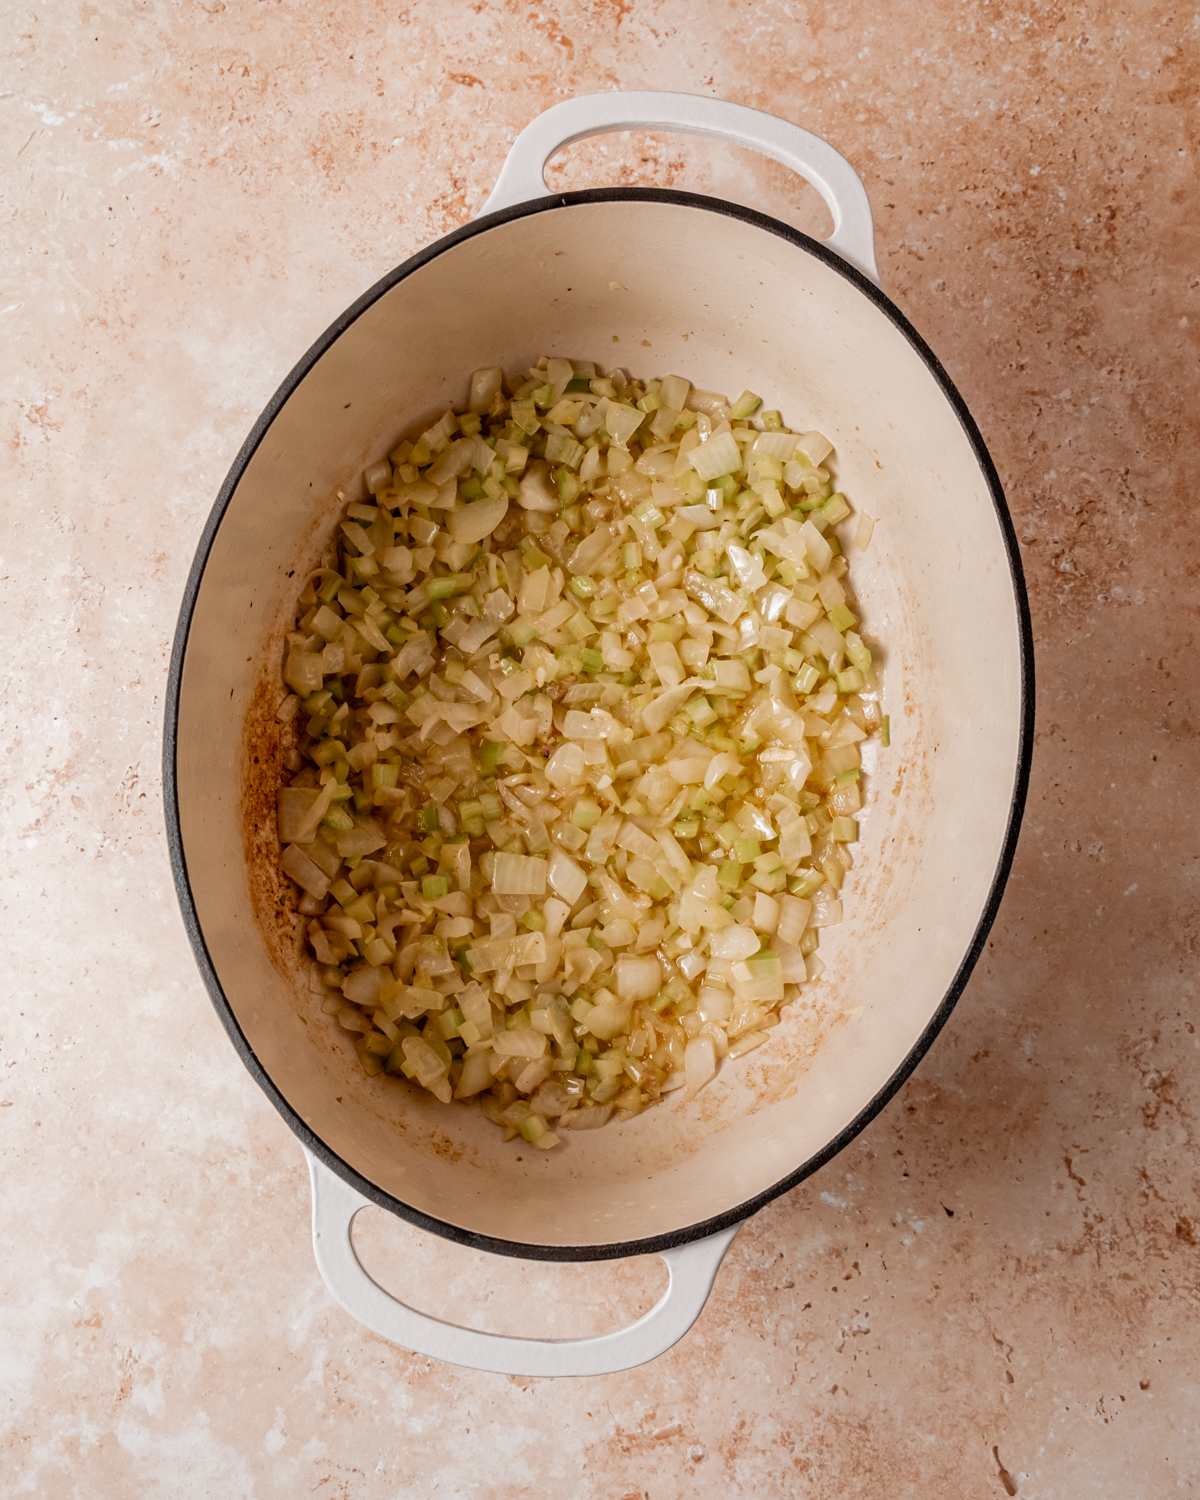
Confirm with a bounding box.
[165,92,1033,1377]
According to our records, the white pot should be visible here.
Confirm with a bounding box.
[165,92,1033,1377]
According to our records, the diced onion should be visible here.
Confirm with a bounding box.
[492,1029,548,1059]
[796,430,833,466]
[274,357,883,1150]
[708,924,760,961]
[603,399,644,447]
[688,429,742,482]
[545,742,586,788]
[468,366,503,414]
[684,1035,717,1100]
[585,993,634,1041]
[547,848,587,905]
[491,853,548,896]
[800,520,833,575]
[614,955,663,1003]
[753,431,799,461]
[280,843,331,899]
[724,543,768,591]
[448,495,509,543]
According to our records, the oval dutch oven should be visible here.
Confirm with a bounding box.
[164,92,1033,1377]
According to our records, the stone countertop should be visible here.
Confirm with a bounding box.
[2,3,1197,1496]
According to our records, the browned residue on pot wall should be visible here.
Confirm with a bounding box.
[241,666,307,981]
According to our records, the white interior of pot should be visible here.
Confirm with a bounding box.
[175,199,1023,1250]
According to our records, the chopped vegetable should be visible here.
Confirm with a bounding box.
[274,359,884,1147]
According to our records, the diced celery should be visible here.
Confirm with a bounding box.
[571,798,602,830]
[507,615,539,648]
[427,573,472,600]
[685,696,718,728]
[458,799,485,836]
[633,500,666,528]
[795,662,822,695]
[730,390,762,420]
[789,868,825,898]
[827,603,857,633]
[519,536,553,569]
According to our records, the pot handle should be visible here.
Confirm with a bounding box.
[305,1149,742,1377]
[480,90,879,285]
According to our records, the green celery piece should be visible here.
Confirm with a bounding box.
[571,798,602,831]
[827,603,857,633]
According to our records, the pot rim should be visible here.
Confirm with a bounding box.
[163,185,1035,1263]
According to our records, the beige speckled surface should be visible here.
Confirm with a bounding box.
[2,2,1198,1495]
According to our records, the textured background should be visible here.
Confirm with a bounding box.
[2,1,1198,1495]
